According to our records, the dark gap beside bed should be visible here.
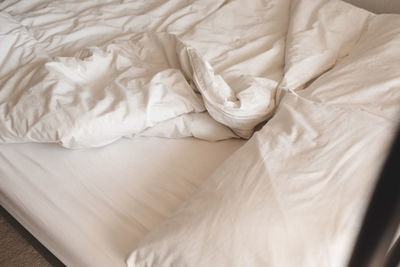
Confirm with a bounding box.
[0,205,65,267]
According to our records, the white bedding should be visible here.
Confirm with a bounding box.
[129,96,396,267]
[1,0,400,266]
[0,0,374,148]
[0,137,244,266]
[128,9,400,267]
[0,0,293,148]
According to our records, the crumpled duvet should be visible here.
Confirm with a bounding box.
[0,0,373,148]
[127,4,400,267]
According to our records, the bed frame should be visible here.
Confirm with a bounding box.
[348,128,400,267]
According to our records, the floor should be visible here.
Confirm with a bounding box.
[0,207,62,267]
[0,213,51,266]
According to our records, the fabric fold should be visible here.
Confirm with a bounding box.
[0,31,282,148]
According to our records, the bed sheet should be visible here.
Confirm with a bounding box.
[0,137,244,267]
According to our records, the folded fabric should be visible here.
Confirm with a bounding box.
[127,92,397,267]
[0,0,372,148]
[126,7,400,266]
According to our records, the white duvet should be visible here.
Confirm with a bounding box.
[0,0,290,148]
[0,0,373,148]
[1,0,400,266]
[128,8,400,267]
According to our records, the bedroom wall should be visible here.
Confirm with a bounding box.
[343,0,400,14]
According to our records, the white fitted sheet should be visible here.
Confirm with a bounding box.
[0,137,244,267]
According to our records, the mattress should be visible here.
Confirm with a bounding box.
[0,137,244,266]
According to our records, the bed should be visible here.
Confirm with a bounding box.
[0,137,244,266]
[0,0,399,266]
